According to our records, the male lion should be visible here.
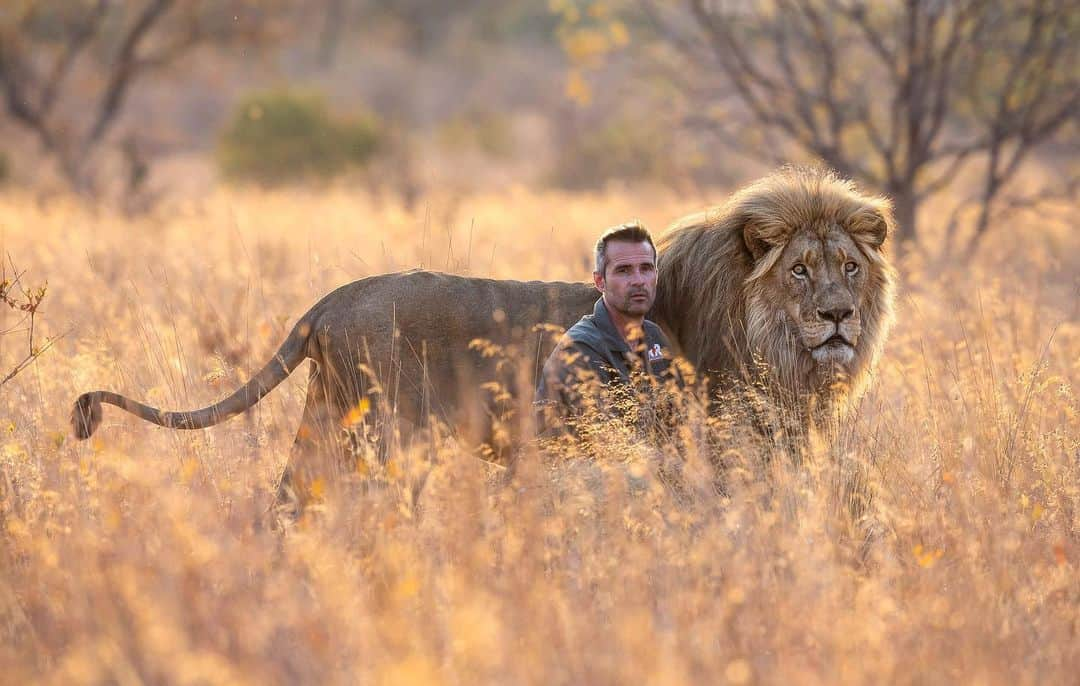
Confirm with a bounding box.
[72,166,895,511]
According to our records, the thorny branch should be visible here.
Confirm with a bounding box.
[0,257,62,389]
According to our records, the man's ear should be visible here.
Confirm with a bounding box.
[593,271,605,292]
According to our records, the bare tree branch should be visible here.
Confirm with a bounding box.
[634,0,1079,256]
[39,0,109,114]
[83,0,175,155]
[0,0,285,191]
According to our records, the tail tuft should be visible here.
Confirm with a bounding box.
[71,392,102,439]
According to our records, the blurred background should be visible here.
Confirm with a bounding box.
[0,0,1074,259]
[0,4,1078,683]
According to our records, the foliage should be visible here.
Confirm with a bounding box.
[549,115,682,190]
[436,110,515,158]
[472,4,562,44]
[0,151,8,185]
[550,0,631,106]
[217,90,382,186]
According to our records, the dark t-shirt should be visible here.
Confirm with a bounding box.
[535,297,683,434]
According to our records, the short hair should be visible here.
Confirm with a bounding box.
[594,221,656,277]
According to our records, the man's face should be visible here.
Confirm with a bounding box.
[594,240,657,318]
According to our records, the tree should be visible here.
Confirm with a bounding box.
[312,0,505,67]
[0,0,286,192]
[630,0,1079,257]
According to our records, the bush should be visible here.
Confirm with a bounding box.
[437,109,515,158]
[0,151,9,185]
[217,90,381,185]
[548,115,683,190]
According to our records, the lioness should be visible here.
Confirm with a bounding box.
[72,166,896,508]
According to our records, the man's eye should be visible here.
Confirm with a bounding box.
[844,261,859,275]
[791,264,808,277]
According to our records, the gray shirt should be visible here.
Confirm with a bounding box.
[535,298,681,433]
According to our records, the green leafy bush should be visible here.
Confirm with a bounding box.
[218,90,381,185]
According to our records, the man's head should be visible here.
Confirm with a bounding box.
[593,221,658,319]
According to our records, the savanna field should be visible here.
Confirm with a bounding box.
[0,184,1076,684]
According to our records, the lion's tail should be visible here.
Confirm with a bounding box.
[71,315,317,440]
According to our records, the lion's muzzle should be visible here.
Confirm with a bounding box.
[810,334,856,365]
[806,315,860,366]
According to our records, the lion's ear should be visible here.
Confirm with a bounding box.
[850,203,892,250]
[742,221,771,261]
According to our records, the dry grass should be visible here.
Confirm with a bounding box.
[0,184,1076,684]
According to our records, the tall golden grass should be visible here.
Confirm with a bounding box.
[0,185,1076,684]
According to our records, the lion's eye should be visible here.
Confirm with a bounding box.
[791,264,808,277]
[844,261,859,275]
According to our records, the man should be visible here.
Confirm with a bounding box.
[536,221,682,435]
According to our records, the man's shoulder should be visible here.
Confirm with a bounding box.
[563,315,607,351]
[562,315,667,354]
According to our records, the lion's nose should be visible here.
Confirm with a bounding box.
[818,307,854,323]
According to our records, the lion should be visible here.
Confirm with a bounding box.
[71,166,895,512]
[653,166,897,428]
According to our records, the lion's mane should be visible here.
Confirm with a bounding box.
[653,166,897,414]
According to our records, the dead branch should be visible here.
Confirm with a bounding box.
[638,0,1079,256]
[0,1,285,191]
[0,256,60,389]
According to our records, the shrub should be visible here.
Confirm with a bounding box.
[548,115,683,190]
[437,109,515,158]
[0,151,9,185]
[217,90,381,185]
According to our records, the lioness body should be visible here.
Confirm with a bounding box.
[72,167,897,512]
[293,272,598,431]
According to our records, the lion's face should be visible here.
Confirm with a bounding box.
[656,166,896,407]
[772,227,868,371]
[739,216,889,388]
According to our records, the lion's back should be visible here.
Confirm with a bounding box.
[312,270,594,344]
[306,270,597,423]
